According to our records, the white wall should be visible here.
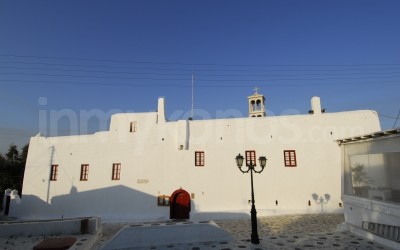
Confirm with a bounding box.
[21,101,381,220]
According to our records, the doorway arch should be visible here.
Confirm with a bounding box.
[170,188,191,219]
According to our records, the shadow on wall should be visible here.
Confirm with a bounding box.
[311,193,331,213]
[20,185,249,221]
[21,185,169,220]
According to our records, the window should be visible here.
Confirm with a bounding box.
[112,163,121,180]
[251,100,256,111]
[157,195,170,206]
[284,150,297,167]
[245,150,256,166]
[130,121,137,132]
[195,151,205,166]
[256,99,261,111]
[80,164,89,181]
[50,164,58,181]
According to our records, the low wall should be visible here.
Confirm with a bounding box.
[343,195,400,249]
[0,217,101,237]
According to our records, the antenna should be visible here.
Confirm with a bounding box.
[190,72,194,119]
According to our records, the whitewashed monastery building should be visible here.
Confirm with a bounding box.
[21,91,381,220]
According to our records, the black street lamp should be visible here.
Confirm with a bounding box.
[235,153,267,244]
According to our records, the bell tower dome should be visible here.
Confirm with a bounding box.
[248,87,266,117]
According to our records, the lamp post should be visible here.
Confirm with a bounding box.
[235,153,267,244]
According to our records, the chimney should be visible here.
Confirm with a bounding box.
[311,96,322,115]
[157,97,166,123]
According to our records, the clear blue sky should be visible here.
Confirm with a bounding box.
[1,0,399,153]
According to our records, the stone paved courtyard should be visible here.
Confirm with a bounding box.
[216,214,387,249]
[93,214,390,249]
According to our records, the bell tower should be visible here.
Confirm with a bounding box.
[248,87,266,117]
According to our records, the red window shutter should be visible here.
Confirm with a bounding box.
[195,151,204,166]
[245,150,256,166]
[112,163,121,180]
[50,165,58,181]
[80,164,89,181]
[284,150,297,167]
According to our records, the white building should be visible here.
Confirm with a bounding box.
[338,129,400,248]
[20,91,381,221]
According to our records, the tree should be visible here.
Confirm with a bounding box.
[0,143,29,195]
[20,144,29,166]
[5,144,20,162]
[351,163,373,187]
[0,153,5,168]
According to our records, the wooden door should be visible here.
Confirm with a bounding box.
[170,188,191,219]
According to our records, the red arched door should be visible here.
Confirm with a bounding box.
[170,188,191,219]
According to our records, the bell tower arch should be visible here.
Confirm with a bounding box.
[248,87,266,117]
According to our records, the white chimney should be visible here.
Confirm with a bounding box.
[311,96,322,115]
[157,97,166,123]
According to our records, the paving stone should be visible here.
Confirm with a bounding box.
[80,214,392,249]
